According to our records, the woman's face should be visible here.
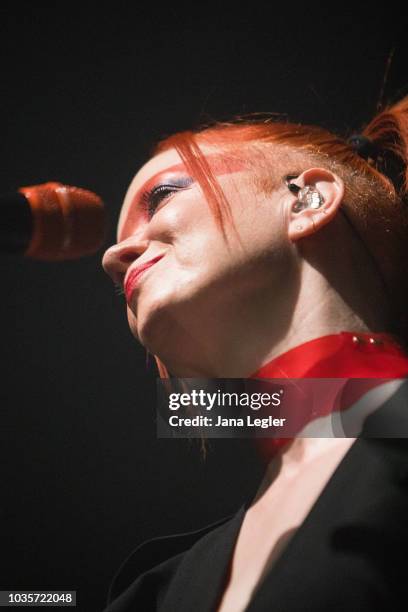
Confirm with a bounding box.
[102,144,293,376]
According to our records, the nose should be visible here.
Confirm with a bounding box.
[102,234,149,287]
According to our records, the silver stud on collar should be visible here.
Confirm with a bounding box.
[352,335,363,344]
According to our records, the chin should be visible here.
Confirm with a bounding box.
[126,271,208,355]
[127,292,183,356]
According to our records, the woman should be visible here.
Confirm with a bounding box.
[101,96,408,611]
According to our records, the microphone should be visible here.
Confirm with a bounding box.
[0,181,107,260]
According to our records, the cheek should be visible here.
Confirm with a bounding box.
[166,204,225,265]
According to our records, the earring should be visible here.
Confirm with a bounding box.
[294,186,325,211]
[284,176,325,212]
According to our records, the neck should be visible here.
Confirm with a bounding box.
[156,231,390,377]
[257,265,388,373]
[161,269,389,378]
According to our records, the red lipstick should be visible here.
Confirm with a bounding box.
[124,254,164,303]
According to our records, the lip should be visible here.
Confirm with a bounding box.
[124,254,165,303]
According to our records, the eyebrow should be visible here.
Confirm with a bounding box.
[118,152,249,242]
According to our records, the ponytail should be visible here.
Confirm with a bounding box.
[359,94,408,198]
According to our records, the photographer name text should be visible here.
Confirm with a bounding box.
[168,415,286,429]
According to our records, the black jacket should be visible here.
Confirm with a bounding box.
[103,381,408,611]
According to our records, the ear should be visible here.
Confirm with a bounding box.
[286,167,345,242]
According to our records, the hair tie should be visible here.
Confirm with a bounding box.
[348,133,406,194]
[347,134,380,161]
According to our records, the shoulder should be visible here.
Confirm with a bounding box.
[104,510,238,610]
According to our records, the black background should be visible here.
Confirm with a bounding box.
[1,5,407,611]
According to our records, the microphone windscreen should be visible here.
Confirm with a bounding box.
[19,182,107,261]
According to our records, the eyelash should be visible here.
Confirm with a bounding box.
[141,177,194,219]
[141,184,180,218]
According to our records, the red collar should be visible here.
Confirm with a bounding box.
[249,331,408,379]
[249,331,408,461]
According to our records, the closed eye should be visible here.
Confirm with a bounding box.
[141,178,194,219]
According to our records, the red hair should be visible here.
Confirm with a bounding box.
[144,97,408,380]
